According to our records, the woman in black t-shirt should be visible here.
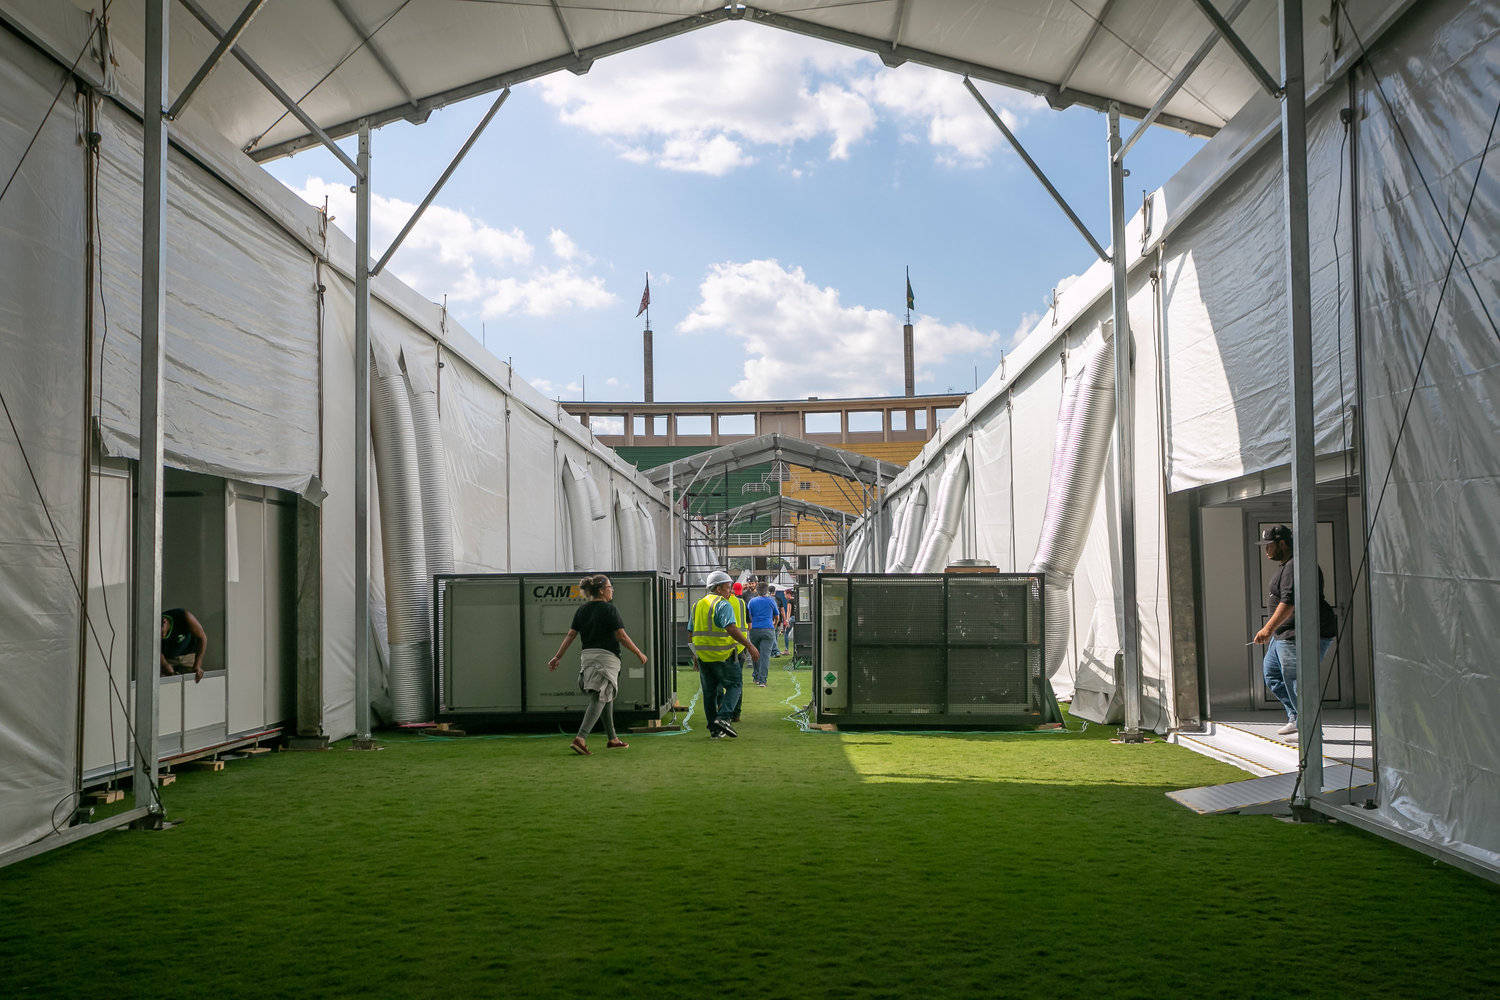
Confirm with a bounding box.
[547,574,649,756]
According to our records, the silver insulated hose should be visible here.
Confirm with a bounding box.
[888,485,929,573]
[1028,334,1117,681]
[400,350,454,579]
[883,494,906,569]
[560,456,596,570]
[910,452,971,573]
[617,493,642,569]
[370,343,434,723]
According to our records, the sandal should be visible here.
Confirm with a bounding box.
[606,738,629,750]
[570,737,591,756]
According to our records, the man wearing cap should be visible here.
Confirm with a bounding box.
[723,582,751,722]
[1252,524,1338,739]
[690,571,759,739]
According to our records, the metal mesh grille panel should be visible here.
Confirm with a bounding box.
[850,646,945,713]
[946,578,1035,645]
[851,579,945,644]
[946,648,1033,713]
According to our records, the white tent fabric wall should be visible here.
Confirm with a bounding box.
[440,354,511,574]
[1354,0,1500,870]
[1158,96,1356,493]
[92,102,322,500]
[316,275,358,739]
[0,29,88,857]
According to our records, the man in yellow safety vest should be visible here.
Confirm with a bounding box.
[691,570,759,739]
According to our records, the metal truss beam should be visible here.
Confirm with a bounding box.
[1188,0,1282,97]
[251,7,735,161]
[177,0,363,177]
[167,0,266,120]
[747,7,1220,137]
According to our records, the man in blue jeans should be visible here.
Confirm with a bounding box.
[1252,525,1337,741]
[746,582,779,687]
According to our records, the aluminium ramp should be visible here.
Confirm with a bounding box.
[1167,765,1376,816]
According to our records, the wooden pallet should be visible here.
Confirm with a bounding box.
[89,788,124,804]
[188,759,225,771]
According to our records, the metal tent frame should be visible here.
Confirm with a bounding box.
[73,0,1332,859]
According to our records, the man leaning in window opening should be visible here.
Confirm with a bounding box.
[1251,525,1337,741]
[160,608,208,683]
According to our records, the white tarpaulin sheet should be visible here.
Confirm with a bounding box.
[0,27,87,857]
[1356,0,1500,871]
[92,102,322,499]
[442,354,510,574]
[1158,95,1357,492]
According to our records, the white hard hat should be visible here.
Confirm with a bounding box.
[705,570,732,588]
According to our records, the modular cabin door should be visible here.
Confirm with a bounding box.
[1243,504,1354,710]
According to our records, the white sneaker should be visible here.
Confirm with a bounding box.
[1282,728,1299,742]
[1277,719,1298,736]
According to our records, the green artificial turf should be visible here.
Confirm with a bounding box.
[2,659,1497,1000]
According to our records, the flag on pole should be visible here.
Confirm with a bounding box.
[905,268,915,312]
[636,274,651,318]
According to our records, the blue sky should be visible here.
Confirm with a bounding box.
[265,21,1205,404]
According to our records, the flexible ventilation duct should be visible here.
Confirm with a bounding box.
[843,527,868,572]
[910,452,971,573]
[370,343,433,723]
[1028,334,1117,685]
[636,501,658,569]
[583,464,606,520]
[883,495,906,569]
[617,493,642,570]
[888,485,929,573]
[399,350,454,579]
[561,456,596,570]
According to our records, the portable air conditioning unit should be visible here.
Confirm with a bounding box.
[434,571,676,730]
[814,573,1059,728]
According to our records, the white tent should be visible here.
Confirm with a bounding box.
[849,0,1499,879]
[0,0,1491,887]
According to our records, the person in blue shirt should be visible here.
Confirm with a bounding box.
[746,582,779,687]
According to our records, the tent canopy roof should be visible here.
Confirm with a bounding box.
[644,433,900,489]
[721,494,855,526]
[78,0,1315,161]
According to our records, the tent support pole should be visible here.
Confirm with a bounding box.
[131,0,168,822]
[1187,0,1282,97]
[353,121,376,749]
[1108,105,1143,741]
[1279,0,1322,805]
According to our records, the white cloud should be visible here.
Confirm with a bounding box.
[548,228,588,263]
[536,23,1037,174]
[529,376,583,397]
[678,259,1000,399]
[605,377,621,387]
[292,177,616,318]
